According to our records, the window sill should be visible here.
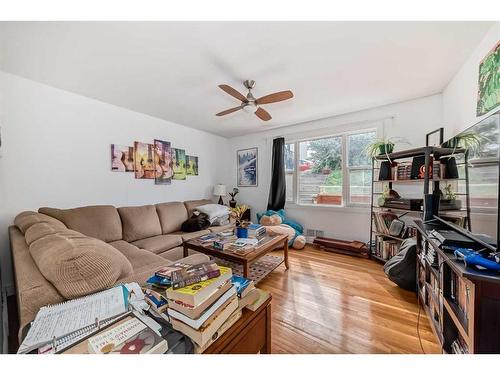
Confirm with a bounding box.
[285,202,371,213]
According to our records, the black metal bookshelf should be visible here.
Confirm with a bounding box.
[369,146,471,263]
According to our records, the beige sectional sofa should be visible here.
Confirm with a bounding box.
[9,199,233,337]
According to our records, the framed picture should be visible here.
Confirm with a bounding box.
[185,155,199,176]
[134,141,155,179]
[237,147,258,187]
[477,41,500,116]
[172,148,186,180]
[153,139,173,185]
[425,128,444,146]
[111,144,134,172]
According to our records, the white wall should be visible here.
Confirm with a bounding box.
[223,94,445,242]
[0,71,228,292]
[443,22,500,135]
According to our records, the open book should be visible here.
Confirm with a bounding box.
[18,285,130,354]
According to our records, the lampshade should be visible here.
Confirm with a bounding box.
[213,184,227,196]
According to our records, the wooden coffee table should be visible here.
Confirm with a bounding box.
[183,234,289,280]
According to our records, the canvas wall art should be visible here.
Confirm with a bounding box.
[477,41,500,116]
[172,148,187,180]
[111,144,134,172]
[154,139,173,185]
[134,141,155,179]
[237,147,258,186]
[185,155,199,176]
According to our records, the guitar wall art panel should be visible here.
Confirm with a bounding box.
[154,139,173,185]
[185,155,199,176]
[111,144,134,172]
[134,141,155,179]
[172,148,187,180]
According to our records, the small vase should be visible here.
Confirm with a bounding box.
[236,227,248,238]
[229,200,237,208]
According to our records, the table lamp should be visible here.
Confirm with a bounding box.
[213,184,227,205]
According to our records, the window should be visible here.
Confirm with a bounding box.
[285,129,376,207]
[347,132,375,204]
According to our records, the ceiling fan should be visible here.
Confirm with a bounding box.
[216,80,294,121]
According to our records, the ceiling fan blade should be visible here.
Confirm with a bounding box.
[256,90,294,105]
[255,107,272,121]
[218,84,248,103]
[216,106,243,116]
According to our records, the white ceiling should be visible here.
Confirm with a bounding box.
[0,22,492,138]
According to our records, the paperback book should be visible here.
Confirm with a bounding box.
[171,261,221,289]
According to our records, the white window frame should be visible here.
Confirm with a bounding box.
[284,127,378,209]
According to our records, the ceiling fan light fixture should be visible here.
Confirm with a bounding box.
[242,102,257,114]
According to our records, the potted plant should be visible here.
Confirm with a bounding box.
[440,184,462,210]
[442,131,482,152]
[377,186,401,207]
[440,131,483,179]
[228,188,239,208]
[364,137,410,160]
[230,204,250,238]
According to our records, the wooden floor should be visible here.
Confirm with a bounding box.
[259,245,441,354]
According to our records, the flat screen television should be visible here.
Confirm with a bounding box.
[442,110,499,249]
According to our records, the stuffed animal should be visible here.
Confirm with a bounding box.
[256,209,306,250]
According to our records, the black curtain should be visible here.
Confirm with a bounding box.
[267,137,286,211]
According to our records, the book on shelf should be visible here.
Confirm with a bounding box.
[165,266,233,307]
[170,261,221,289]
[375,236,400,260]
[167,286,237,330]
[87,316,168,354]
[450,272,469,319]
[372,211,399,235]
[170,296,239,347]
[451,335,469,354]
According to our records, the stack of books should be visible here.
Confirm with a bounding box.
[166,266,238,349]
[247,223,266,238]
[375,236,400,260]
[372,211,399,235]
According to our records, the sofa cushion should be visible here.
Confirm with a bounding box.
[29,231,133,299]
[118,205,162,242]
[171,229,211,242]
[25,222,78,246]
[39,205,122,243]
[184,199,212,216]
[14,211,67,234]
[109,240,167,270]
[132,234,183,254]
[9,226,66,336]
[155,202,188,234]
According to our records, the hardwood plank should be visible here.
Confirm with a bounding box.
[259,245,441,354]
